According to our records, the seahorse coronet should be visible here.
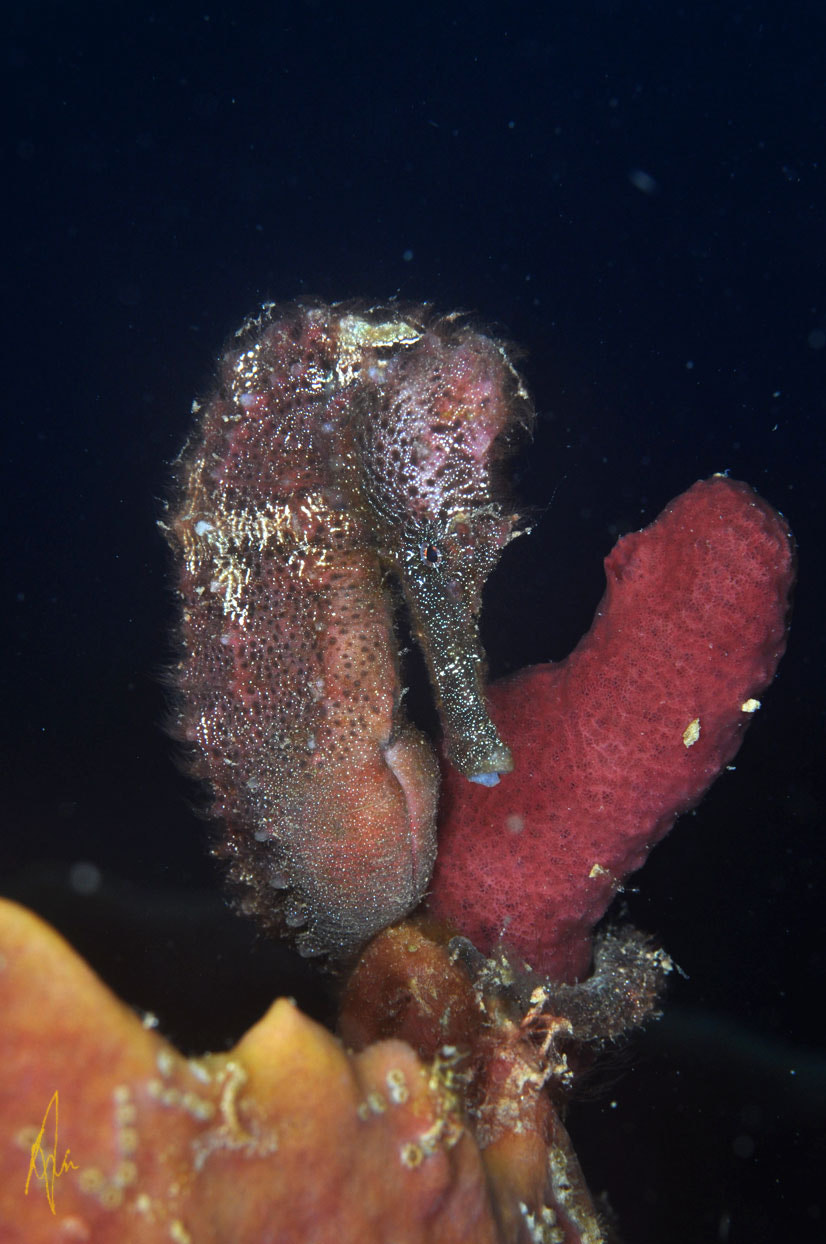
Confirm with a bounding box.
[167,300,534,955]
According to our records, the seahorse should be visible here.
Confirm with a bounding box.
[164,301,533,957]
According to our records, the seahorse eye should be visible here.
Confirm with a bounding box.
[420,543,441,564]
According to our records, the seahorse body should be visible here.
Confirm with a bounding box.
[166,302,532,956]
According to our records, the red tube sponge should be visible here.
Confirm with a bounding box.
[429,476,795,980]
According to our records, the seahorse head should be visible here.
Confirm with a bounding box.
[343,311,534,783]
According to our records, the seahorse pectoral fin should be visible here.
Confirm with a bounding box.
[402,565,513,782]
